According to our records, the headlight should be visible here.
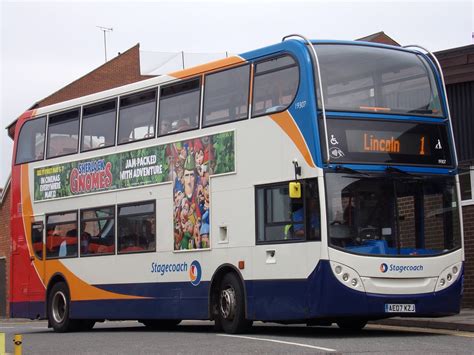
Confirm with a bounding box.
[435,262,462,292]
[330,261,365,292]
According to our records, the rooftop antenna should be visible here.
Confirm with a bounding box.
[97,26,113,62]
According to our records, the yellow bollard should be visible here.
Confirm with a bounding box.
[13,334,22,355]
[0,332,5,355]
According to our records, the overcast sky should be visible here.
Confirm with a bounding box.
[1,0,472,188]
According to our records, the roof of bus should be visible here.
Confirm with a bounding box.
[6,38,421,136]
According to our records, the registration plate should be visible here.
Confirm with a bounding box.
[385,304,416,313]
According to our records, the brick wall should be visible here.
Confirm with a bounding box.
[424,194,446,250]
[462,204,474,307]
[397,196,416,248]
[0,182,11,317]
[36,44,154,109]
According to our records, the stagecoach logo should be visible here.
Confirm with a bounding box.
[380,263,424,273]
[189,260,202,286]
[150,260,202,286]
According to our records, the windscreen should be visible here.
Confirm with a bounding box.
[326,173,461,256]
[314,44,443,117]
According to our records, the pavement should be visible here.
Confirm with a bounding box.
[370,308,474,332]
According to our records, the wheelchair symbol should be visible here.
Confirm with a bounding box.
[330,135,339,145]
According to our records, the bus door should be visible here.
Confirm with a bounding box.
[29,220,45,299]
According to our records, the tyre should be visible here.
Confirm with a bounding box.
[217,273,252,334]
[141,319,181,330]
[336,319,367,330]
[48,282,78,332]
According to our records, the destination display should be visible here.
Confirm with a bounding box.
[323,118,452,166]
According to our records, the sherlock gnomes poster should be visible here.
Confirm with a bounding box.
[34,131,235,250]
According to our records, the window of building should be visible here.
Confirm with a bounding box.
[460,167,474,204]
[31,222,44,259]
[15,116,46,164]
[118,201,155,253]
[80,206,115,256]
[47,109,80,159]
[81,100,117,152]
[256,179,320,243]
[158,78,201,136]
[46,211,78,258]
[252,55,299,117]
[118,90,157,144]
[203,64,250,127]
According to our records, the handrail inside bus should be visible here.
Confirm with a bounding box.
[282,34,331,164]
[403,44,458,168]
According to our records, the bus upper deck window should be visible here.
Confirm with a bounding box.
[15,116,46,164]
[118,90,157,144]
[252,55,299,117]
[203,64,250,127]
[46,109,80,159]
[81,99,117,152]
[158,78,200,136]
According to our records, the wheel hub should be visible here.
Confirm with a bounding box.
[52,291,67,324]
[220,286,236,320]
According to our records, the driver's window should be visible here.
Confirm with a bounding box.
[255,179,320,243]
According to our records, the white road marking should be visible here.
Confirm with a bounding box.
[217,334,337,352]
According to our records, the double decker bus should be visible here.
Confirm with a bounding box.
[10,35,463,333]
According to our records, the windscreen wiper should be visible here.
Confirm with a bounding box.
[385,167,422,179]
[386,166,411,175]
[407,108,433,114]
[334,165,369,176]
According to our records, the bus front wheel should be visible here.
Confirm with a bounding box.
[217,273,252,334]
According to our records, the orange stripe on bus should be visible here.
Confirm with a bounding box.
[269,111,316,168]
[44,260,145,301]
[20,165,147,301]
[169,56,245,79]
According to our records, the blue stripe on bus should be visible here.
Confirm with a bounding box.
[240,39,454,170]
[325,111,448,123]
[10,260,463,321]
[325,164,455,175]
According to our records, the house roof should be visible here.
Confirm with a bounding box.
[356,31,400,46]
[7,43,155,139]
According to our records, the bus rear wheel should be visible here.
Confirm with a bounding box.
[336,319,367,330]
[217,273,252,334]
[48,282,77,332]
